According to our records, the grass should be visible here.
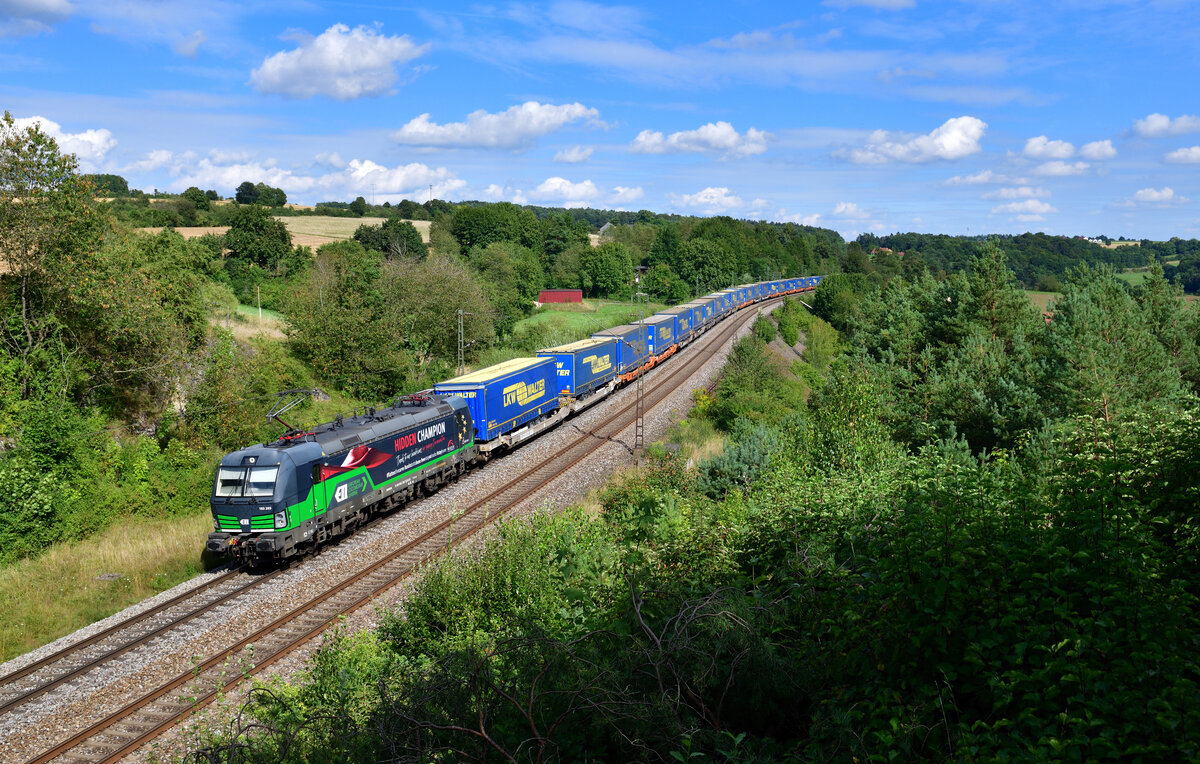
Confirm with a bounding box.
[1026,290,1058,311]
[235,303,285,323]
[517,299,667,340]
[0,512,216,662]
[666,411,725,466]
[1116,271,1149,286]
[476,300,668,368]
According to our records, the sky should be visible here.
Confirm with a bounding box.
[3,0,1199,241]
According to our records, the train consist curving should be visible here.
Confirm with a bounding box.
[206,277,823,565]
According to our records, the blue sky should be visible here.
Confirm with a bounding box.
[3,0,1199,240]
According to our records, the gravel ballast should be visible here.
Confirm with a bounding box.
[0,307,768,764]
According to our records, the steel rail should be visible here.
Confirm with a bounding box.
[24,298,776,764]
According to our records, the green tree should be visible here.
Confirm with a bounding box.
[580,241,633,297]
[282,241,407,398]
[224,204,292,269]
[648,224,681,269]
[642,262,689,303]
[349,196,368,217]
[469,241,543,337]
[382,254,495,368]
[540,210,589,260]
[672,239,736,292]
[353,218,428,260]
[182,186,210,211]
[82,173,130,196]
[234,181,259,205]
[0,112,107,399]
[254,183,287,208]
[450,203,541,252]
[1045,265,1185,424]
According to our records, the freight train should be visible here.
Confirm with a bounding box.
[206,277,823,565]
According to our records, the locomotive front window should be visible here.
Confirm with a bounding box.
[246,467,278,497]
[214,466,279,497]
[215,467,246,497]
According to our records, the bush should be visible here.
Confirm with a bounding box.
[752,314,775,343]
[697,419,787,498]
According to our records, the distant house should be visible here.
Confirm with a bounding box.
[538,289,583,304]
[598,222,613,236]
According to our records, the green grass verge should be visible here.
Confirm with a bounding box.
[0,512,216,662]
[518,300,667,341]
[1026,290,1058,310]
[477,300,668,367]
[235,303,285,323]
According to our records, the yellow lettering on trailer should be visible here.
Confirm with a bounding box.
[503,379,546,407]
[581,354,612,374]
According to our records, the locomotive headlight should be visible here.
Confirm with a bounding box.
[213,519,219,531]
[274,510,288,529]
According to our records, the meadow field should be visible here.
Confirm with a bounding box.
[141,215,432,248]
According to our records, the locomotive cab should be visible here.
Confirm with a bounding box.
[206,442,322,564]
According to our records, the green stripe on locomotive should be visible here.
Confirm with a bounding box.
[273,440,475,532]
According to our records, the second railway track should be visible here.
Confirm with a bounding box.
[11,299,775,764]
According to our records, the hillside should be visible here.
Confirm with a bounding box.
[180,259,1200,759]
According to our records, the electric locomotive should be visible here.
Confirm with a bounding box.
[207,391,476,565]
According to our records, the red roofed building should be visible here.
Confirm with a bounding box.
[538,289,584,304]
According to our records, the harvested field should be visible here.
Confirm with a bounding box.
[140,226,228,239]
[138,216,433,248]
[277,215,387,247]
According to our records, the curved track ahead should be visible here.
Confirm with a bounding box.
[18,299,775,764]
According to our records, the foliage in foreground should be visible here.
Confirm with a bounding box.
[185,287,1200,761]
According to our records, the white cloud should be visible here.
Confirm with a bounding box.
[800,213,822,226]
[125,148,175,173]
[533,176,599,201]
[13,115,115,167]
[480,183,528,204]
[554,145,594,163]
[1133,113,1200,138]
[172,29,205,57]
[314,152,346,169]
[1165,146,1200,164]
[841,116,986,163]
[823,0,914,8]
[208,148,251,164]
[1079,139,1116,160]
[392,101,600,150]
[250,24,429,101]
[992,199,1057,215]
[669,186,744,214]
[1034,160,1089,176]
[832,201,871,220]
[630,121,769,157]
[611,185,643,203]
[946,169,1004,185]
[0,0,72,36]
[1023,135,1075,160]
[151,151,464,203]
[983,186,1050,200]
[341,159,467,200]
[1131,187,1187,204]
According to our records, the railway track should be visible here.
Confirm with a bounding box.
[17,300,773,764]
[0,567,283,716]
